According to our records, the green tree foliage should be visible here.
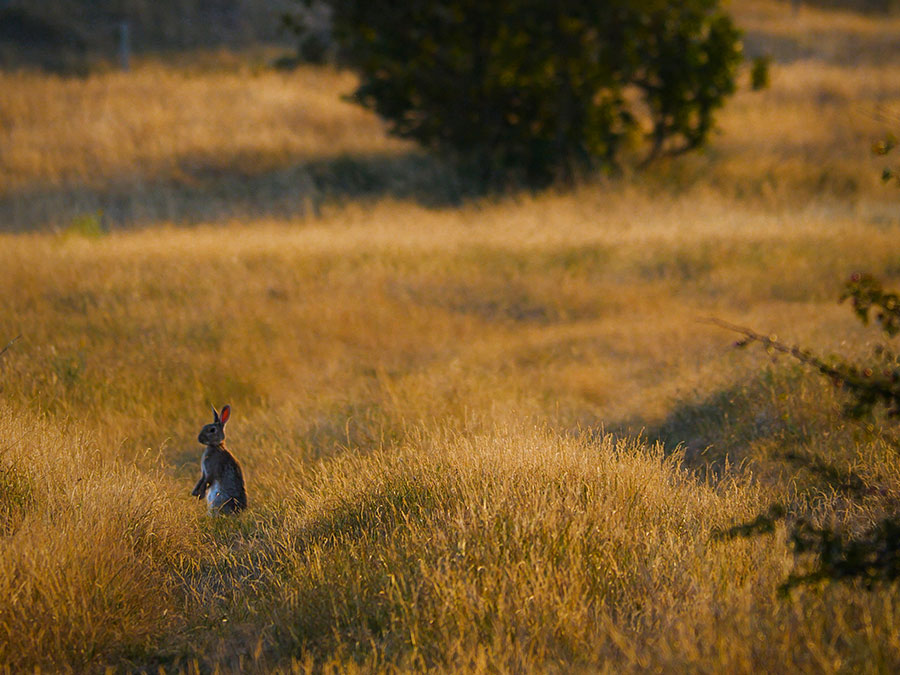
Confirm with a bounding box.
[291,0,742,186]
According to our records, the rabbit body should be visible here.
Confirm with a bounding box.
[191,405,247,515]
[197,444,247,514]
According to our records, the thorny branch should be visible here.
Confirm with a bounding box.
[703,317,900,418]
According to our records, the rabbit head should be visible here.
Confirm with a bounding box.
[198,404,230,445]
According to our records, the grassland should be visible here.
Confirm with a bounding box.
[2,0,900,671]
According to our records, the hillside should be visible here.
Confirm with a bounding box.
[4,187,900,671]
[1,0,293,49]
[2,0,900,671]
[0,0,293,73]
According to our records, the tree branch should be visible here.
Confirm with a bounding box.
[0,335,21,361]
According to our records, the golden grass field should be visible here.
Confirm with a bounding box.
[2,0,900,671]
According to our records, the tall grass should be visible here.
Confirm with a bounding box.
[2,0,900,670]
[3,184,900,670]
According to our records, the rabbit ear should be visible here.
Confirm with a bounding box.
[219,405,231,426]
[210,403,220,423]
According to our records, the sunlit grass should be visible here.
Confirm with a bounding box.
[0,62,403,194]
[3,0,900,671]
[3,182,900,670]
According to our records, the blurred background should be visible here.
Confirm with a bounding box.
[0,0,294,71]
[1,0,898,74]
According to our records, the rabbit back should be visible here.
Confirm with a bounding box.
[202,446,247,514]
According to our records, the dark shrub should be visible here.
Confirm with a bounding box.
[291,0,742,187]
[0,8,89,74]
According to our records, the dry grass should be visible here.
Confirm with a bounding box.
[0,58,413,229]
[2,2,900,230]
[3,0,900,671]
[0,61,403,192]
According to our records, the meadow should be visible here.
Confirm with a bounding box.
[2,0,900,671]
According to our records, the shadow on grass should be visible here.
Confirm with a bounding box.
[0,151,487,232]
[632,383,800,481]
[615,367,874,496]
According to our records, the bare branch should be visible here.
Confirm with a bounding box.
[703,317,900,417]
[0,335,21,361]
[701,318,837,375]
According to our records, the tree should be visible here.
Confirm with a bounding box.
[289,0,742,187]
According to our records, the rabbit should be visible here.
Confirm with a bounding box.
[191,404,247,515]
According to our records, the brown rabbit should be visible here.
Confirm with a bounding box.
[191,404,247,515]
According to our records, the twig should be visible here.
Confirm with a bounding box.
[0,335,21,361]
[701,318,842,377]
[703,317,900,417]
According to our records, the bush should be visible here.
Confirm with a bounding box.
[291,0,742,187]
